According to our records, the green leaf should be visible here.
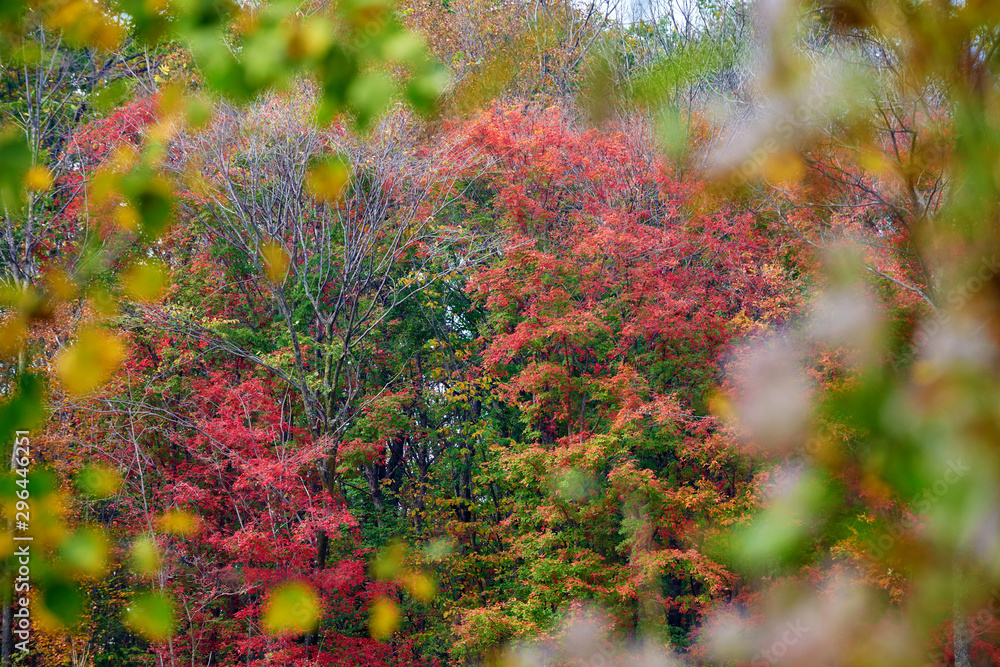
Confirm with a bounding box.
[76,464,122,499]
[0,373,44,463]
[92,78,134,113]
[0,130,31,211]
[42,581,84,628]
[125,592,174,641]
[60,527,109,576]
[348,73,396,130]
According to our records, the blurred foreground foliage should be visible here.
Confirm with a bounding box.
[4,0,1000,666]
[0,0,447,659]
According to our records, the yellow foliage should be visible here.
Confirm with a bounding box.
[60,527,108,577]
[306,158,351,202]
[262,582,321,636]
[0,316,25,357]
[131,536,161,576]
[43,269,76,302]
[157,509,200,536]
[113,204,140,231]
[369,596,400,639]
[371,541,406,579]
[55,329,125,396]
[124,261,169,302]
[24,165,53,192]
[402,571,436,602]
[762,151,806,184]
[259,240,290,284]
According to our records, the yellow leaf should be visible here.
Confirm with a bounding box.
[259,241,290,284]
[110,145,138,171]
[708,391,734,421]
[285,17,334,59]
[44,269,76,301]
[371,541,405,580]
[90,169,119,203]
[24,165,53,192]
[306,158,351,202]
[185,98,214,130]
[157,84,185,118]
[0,317,25,357]
[92,21,124,51]
[89,288,118,316]
[262,582,321,636]
[60,527,108,576]
[859,148,893,175]
[56,329,125,395]
[762,151,806,184]
[114,204,140,231]
[131,536,161,576]
[47,0,87,29]
[369,597,400,640]
[158,509,200,536]
[402,571,436,602]
[124,261,169,302]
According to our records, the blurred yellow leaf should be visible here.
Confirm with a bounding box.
[369,597,400,639]
[124,261,169,302]
[56,0,123,49]
[306,158,350,202]
[24,165,52,192]
[707,392,734,421]
[762,151,806,184]
[47,0,123,49]
[89,288,118,316]
[185,98,214,129]
[157,84,185,118]
[286,18,334,59]
[381,33,424,63]
[0,317,25,357]
[114,204,140,231]
[262,582,321,636]
[56,329,125,396]
[259,240,290,284]
[60,527,108,576]
[147,121,176,144]
[46,0,89,31]
[371,541,405,580]
[859,148,894,175]
[90,169,119,203]
[345,0,391,28]
[131,536,161,576]
[233,6,257,35]
[402,571,436,602]
[158,509,200,536]
[44,269,76,301]
[110,145,139,171]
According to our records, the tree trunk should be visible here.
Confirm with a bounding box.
[2,599,11,667]
[306,531,328,648]
[954,563,972,667]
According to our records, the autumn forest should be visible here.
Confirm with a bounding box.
[2,0,1000,665]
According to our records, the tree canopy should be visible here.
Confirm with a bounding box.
[3,1,1000,666]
